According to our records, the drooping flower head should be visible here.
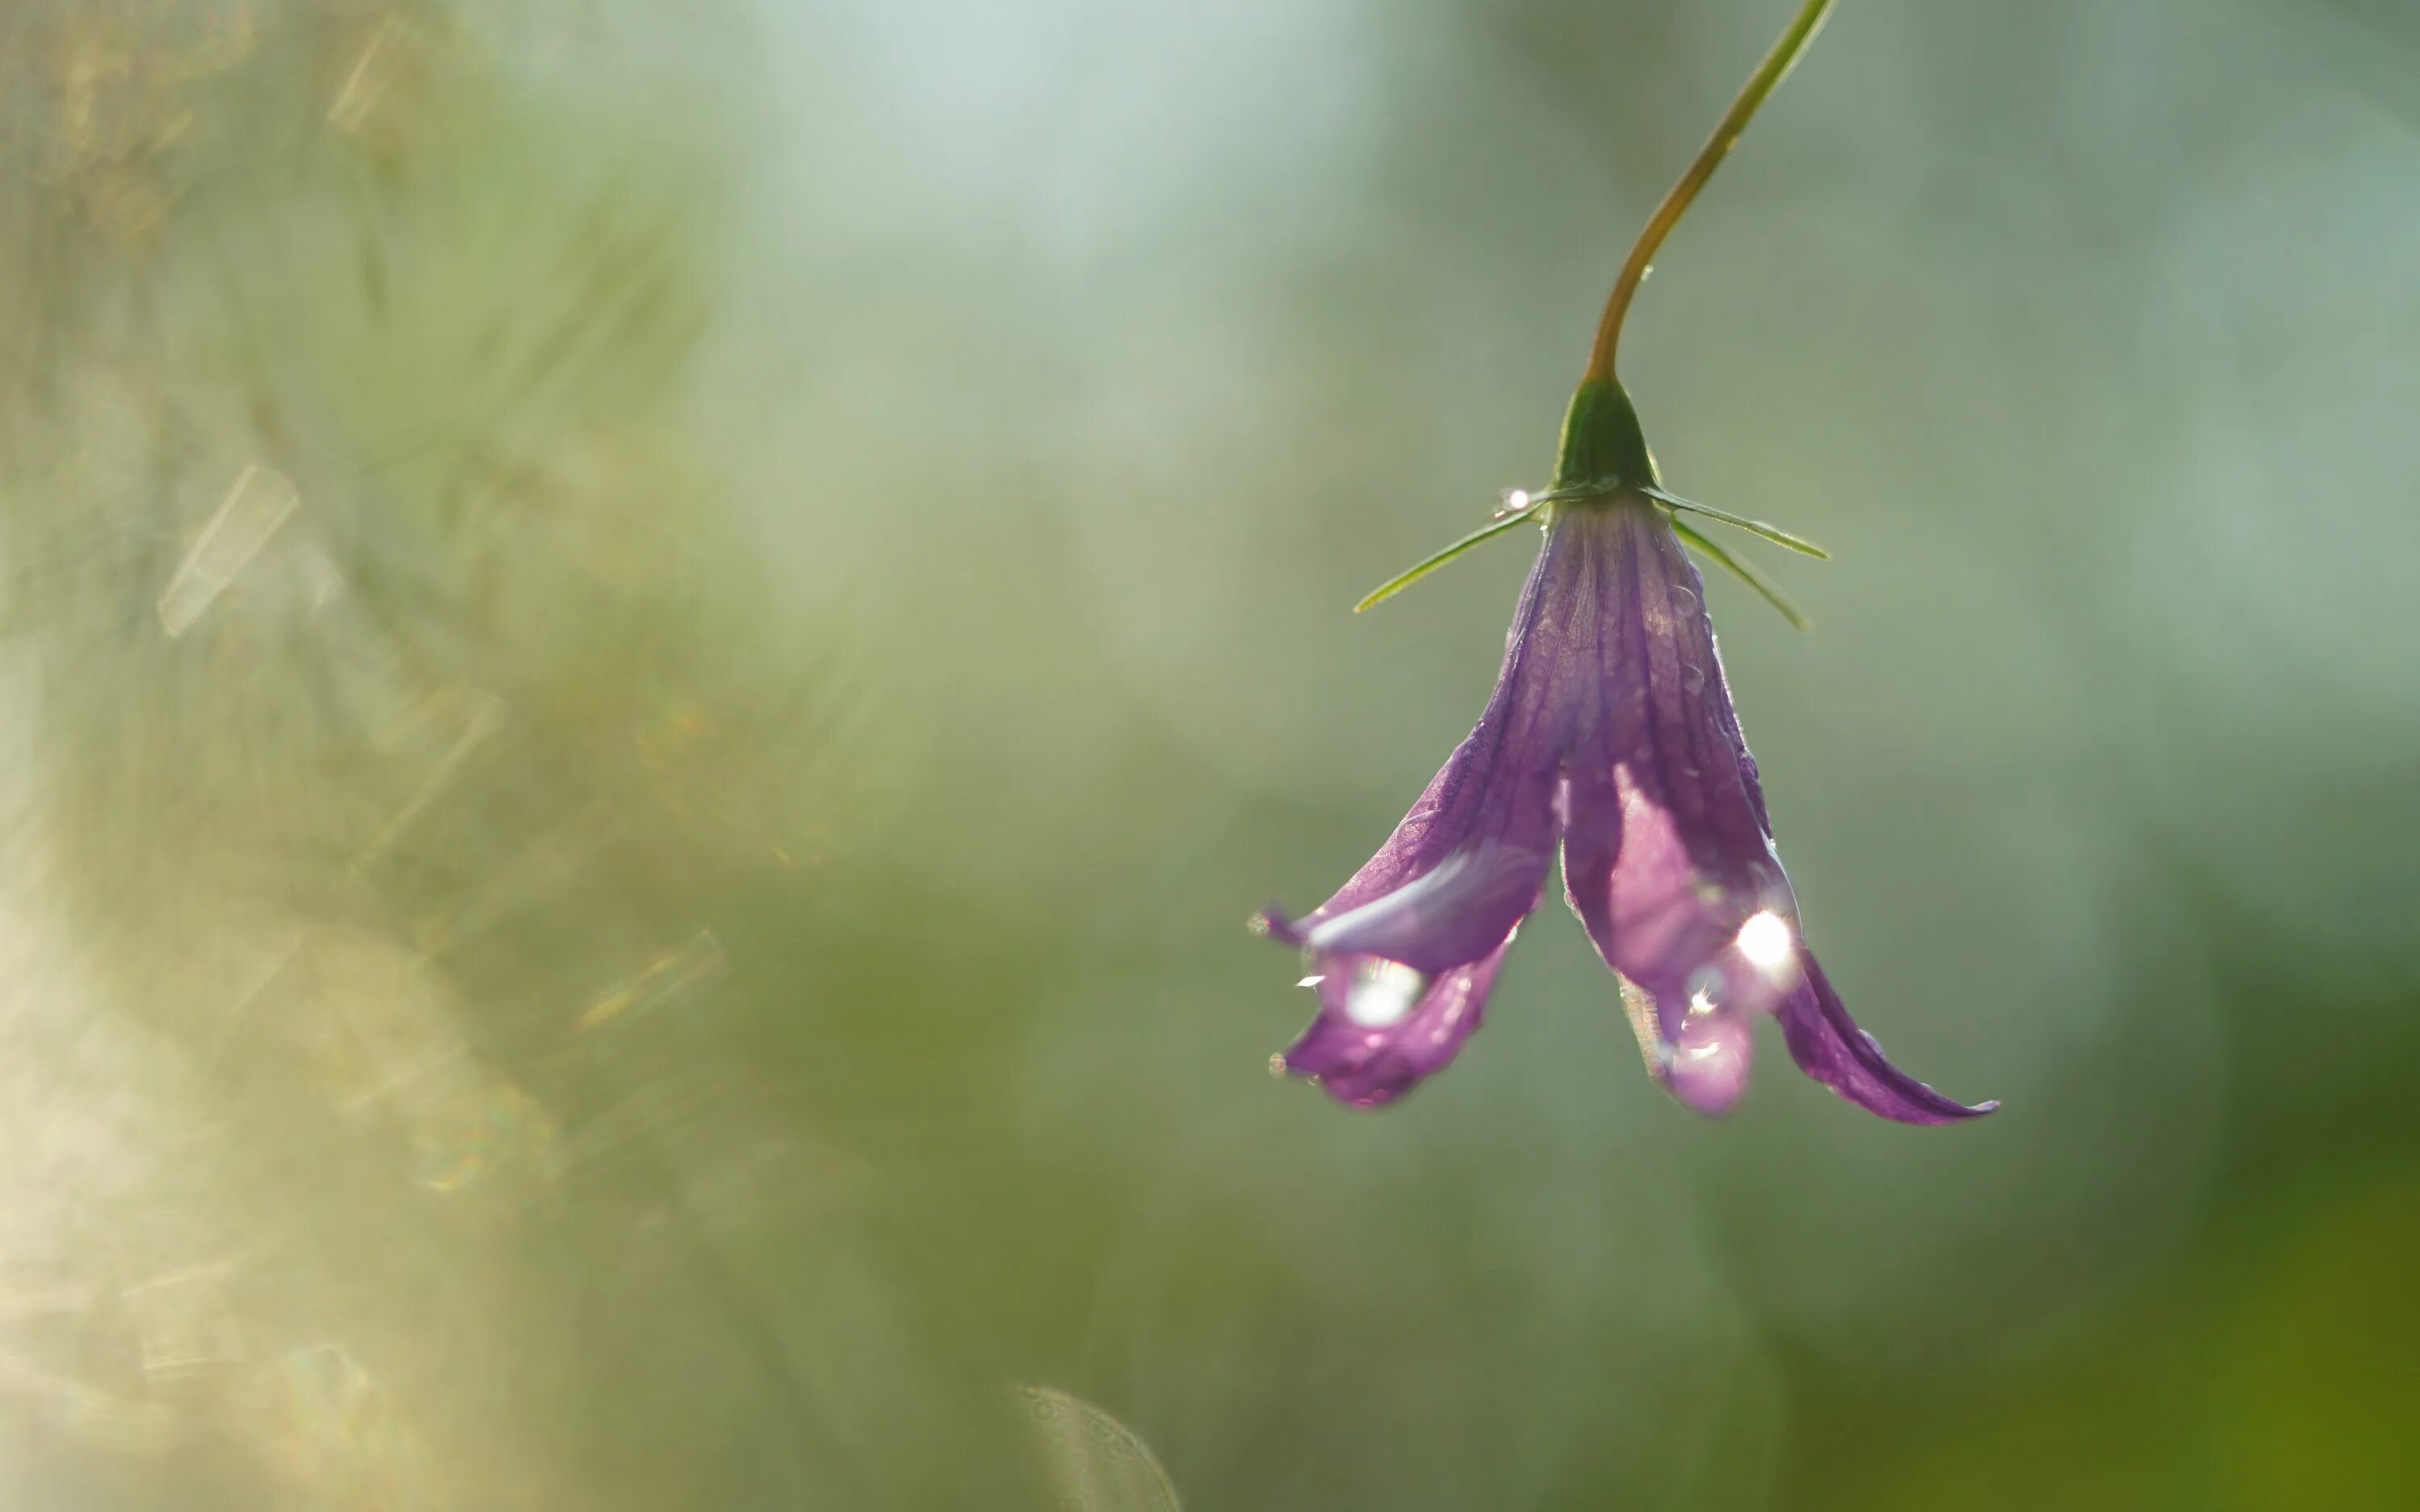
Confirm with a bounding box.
[1255,0,1993,1124]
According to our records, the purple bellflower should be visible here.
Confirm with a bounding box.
[1254,0,1993,1125]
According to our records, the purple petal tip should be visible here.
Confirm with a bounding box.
[1776,952,1996,1125]
[1253,907,1305,945]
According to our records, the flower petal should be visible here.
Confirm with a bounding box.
[1278,936,1516,1109]
[1300,838,1550,975]
[1775,952,1998,1124]
[1258,506,1592,1101]
[1617,505,1776,860]
[1282,518,1588,937]
[1566,764,1792,1009]
[1557,506,1795,1028]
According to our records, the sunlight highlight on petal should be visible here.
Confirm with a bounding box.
[1344,959,1428,1028]
[1736,910,1794,971]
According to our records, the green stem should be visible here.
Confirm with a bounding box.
[1583,0,1837,385]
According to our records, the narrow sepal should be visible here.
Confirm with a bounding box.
[1671,518,1811,631]
[1354,510,1541,614]
[1641,486,1830,558]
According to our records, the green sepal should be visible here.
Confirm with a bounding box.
[1639,485,1830,558]
[1552,379,1659,491]
[1354,509,1542,613]
[1671,517,1811,631]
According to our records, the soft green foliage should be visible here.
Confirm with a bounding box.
[1,2,2416,1510]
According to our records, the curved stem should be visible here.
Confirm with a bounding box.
[1583,0,1837,385]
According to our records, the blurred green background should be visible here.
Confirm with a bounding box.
[3,1,2417,1508]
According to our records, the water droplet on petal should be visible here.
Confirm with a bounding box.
[1680,661,1708,696]
[1735,910,1794,971]
[1663,1011,1753,1115]
[1671,584,1700,616]
[1344,959,1427,1028]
